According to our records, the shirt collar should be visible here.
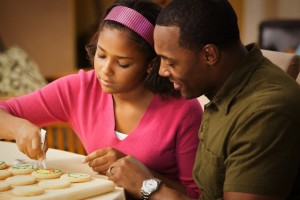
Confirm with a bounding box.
[208,43,264,115]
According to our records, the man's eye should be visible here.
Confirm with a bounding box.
[97,54,105,59]
[167,63,175,67]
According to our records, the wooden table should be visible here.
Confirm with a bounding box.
[0,141,126,200]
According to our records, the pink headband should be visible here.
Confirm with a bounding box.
[104,6,154,47]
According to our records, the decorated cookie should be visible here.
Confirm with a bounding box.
[60,173,91,183]
[5,175,36,186]
[0,170,12,180]
[0,181,11,192]
[12,159,26,166]
[31,168,63,179]
[14,185,44,196]
[9,163,37,175]
[38,179,70,189]
[0,161,7,170]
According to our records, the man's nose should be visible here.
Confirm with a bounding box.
[159,64,171,77]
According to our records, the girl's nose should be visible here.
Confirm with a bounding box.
[101,60,114,76]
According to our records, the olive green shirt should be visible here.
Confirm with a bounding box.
[193,44,300,200]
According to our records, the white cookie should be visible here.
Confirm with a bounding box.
[5,175,36,186]
[14,185,44,196]
[60,173,91,183]
[38,179,70,189]
[9,163,37,175]
[0,161,7,170]
[0,170,12,180]
[0,181,11,192]
[31,168,63,179]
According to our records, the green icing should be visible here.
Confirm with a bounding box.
[13,164,34,169]
[68,173,89,178]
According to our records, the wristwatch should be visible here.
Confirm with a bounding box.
[141,178,162,200]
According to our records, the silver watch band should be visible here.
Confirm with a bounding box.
[141,178,162,200]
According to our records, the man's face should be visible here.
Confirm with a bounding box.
[154,25,210,99]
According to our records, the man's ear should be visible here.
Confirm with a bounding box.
[203,44,218,65]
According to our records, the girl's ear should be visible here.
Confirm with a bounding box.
[147,64,153,73]
[146,57,157,73]
[203,44,218,66]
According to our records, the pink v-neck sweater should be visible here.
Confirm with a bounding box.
[0,70,202,197]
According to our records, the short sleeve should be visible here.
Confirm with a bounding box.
[224,110,300,198]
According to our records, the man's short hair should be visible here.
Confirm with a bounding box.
[156,0,240,51]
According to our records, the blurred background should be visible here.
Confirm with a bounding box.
[0,0,299,82]
[0,0,299,154]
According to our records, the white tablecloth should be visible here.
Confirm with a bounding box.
[0,141,126,200]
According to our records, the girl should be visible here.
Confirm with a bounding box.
[0,0,202,198]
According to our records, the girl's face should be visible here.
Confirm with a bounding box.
[94,26,149,95]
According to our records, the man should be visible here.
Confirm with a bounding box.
[107,0,300,199]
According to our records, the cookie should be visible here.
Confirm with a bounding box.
[0,170,12,180]
[0,161,7,169]
[14,185,44,196]
[38,179,70,189]
[12,159,26,166]
[9,163,37,175]
[0,181,11,192]
[60,173,91,183]
[31,168,63,179]
[5,175,36,186]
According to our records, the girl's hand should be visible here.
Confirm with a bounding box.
[14,120,45,160]
[84,147,127,174]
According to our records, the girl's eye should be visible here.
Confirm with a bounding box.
[117,63,130,68]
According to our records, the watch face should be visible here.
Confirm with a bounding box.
[145,179,158,189]
[143,178,160,194]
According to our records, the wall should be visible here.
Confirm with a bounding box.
[74,0,112,68]
[229,0,245,44]
[0,0,76,77]
[242,0,300,45]
[1,0,299,78]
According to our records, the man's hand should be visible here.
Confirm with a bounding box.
[106,155,154,198]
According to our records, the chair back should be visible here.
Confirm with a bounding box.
[261,49,300,84]
[44,122,86,155]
